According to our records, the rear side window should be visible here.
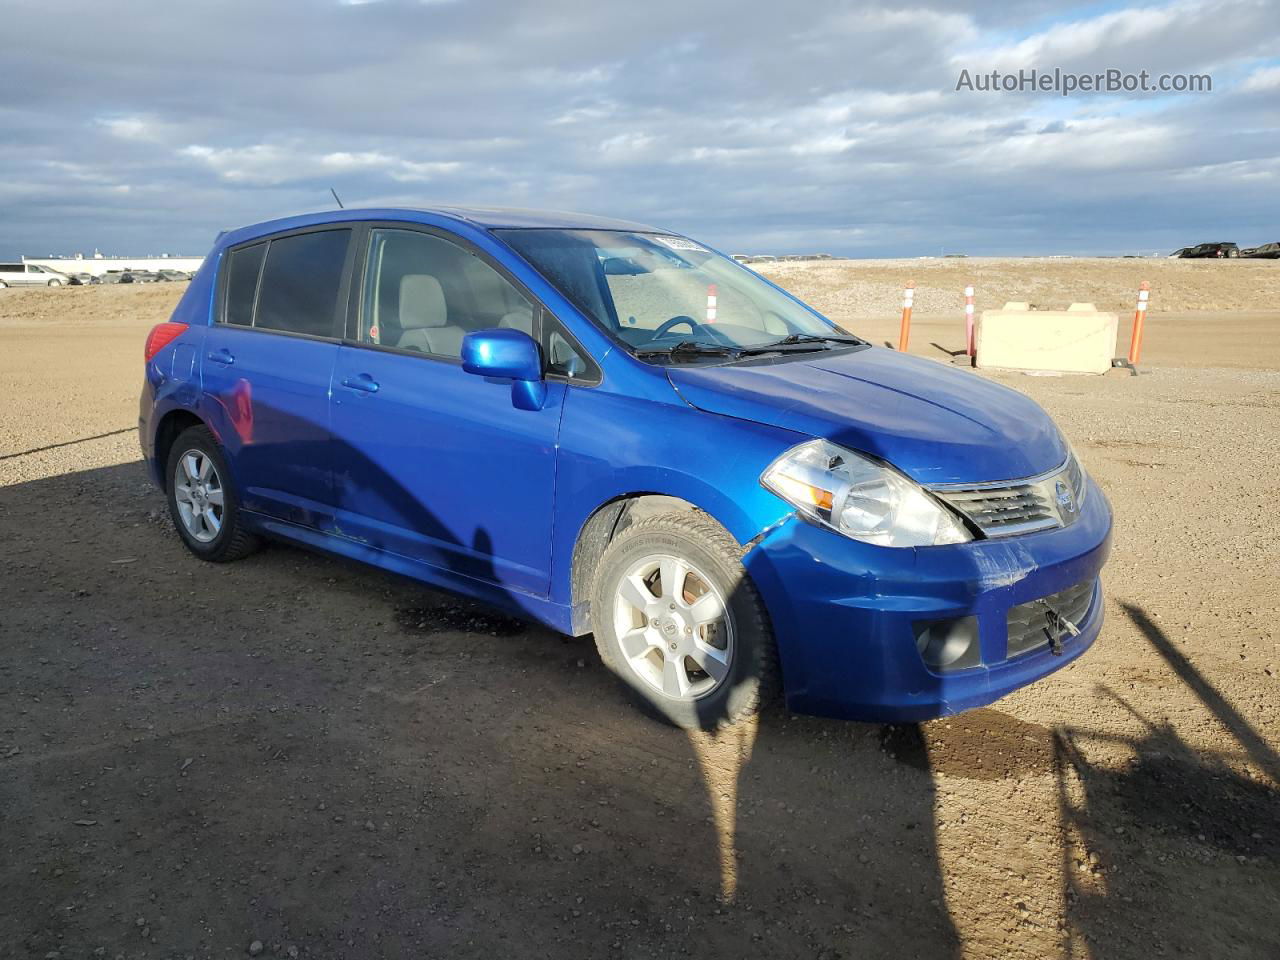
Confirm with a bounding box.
[224,243,266,326]
[255,230,350,337]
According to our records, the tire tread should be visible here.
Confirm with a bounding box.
[166,425,260,563]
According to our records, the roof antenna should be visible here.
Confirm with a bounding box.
[330,187,344,209]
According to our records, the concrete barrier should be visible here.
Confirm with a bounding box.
[975,303,1118,375]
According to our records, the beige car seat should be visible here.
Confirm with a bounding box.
[396,274,465,356]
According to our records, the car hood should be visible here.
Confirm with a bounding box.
[666,346,1066,485]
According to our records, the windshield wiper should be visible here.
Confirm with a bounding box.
[736,332,865,354]
[634,340,741,361]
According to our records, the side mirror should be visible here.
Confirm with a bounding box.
[461,329,547,411]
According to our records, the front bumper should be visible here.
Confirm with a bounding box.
[744,477,1112,722]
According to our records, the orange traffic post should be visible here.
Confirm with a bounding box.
[964,285,976,357]
[1128,280,1150,365]
[705,283,718,323]
[897,282,915,350]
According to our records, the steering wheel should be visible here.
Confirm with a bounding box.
[652,315,703,339]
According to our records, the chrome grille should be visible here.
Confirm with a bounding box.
[929,453,1087,538]
[1006,578,1097,658]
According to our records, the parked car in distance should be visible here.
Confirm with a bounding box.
[0,262,71,287]
[1240,242,1280,259]
[156,269,192,281]
[140,206,1112,729]
[124,270,162,283]
[1172,242,1240,258]
[67,272,100,285]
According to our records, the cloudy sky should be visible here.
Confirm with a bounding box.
[3,0,1278,258]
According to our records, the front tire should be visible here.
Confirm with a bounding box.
[48,279,63,287]
[590,511,779,729]
[165,425,259,562]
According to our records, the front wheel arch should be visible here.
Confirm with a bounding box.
[589,509,780,728]
[570,493,738,635]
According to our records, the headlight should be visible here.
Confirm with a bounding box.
[761,439,972,547]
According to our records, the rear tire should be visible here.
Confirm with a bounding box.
[165,425,260,562]
[590,510,779,729]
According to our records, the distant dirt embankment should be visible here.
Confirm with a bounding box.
[2,256,1275,334]
[757,257,1280,319]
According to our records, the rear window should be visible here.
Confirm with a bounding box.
[255,230,350,337]
[222,230,350,335]
[224,243,265,326]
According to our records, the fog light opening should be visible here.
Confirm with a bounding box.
[914,616,981,672]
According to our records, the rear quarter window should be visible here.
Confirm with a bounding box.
[224,243,266,326]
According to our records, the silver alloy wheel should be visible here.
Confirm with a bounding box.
[611,553,734,701]
[172,448,225,543]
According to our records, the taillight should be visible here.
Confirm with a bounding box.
[144,322,189,362]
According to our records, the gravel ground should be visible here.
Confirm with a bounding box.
[1,273,1278,959]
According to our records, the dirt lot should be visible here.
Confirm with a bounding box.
[2,263,1278,959]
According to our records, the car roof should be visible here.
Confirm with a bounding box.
[217,205,667,248]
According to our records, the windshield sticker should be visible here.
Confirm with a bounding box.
[652,236,708,253]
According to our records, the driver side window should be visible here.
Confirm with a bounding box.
[360,228,535,360]
[359,228,597,382]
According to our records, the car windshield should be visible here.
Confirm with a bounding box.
[495,229,854,359]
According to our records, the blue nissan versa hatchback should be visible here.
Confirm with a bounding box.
[140,207,1112,729]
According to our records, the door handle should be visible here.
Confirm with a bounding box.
[207,349,235,365]
[340,375,380,394]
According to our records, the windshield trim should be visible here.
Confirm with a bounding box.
[490,227,849,364]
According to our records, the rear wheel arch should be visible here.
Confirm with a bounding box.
[154,410,207,490]
[569,493,736,634]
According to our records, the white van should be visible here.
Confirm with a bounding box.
[0,263,70,287]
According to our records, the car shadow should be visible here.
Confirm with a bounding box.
[1050,603,1280,957]
[0,459,962,958]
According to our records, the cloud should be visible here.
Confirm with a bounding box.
[958,0,1280,78]
[0,0,1276,258]
[180,143,462,185]
[1239,63,1280,92]
[97,116,165,142]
